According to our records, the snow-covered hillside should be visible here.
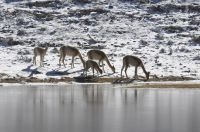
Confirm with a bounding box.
[0,0,200,82]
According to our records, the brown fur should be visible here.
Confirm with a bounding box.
[59,46,85,68]
[87,50,115,73]
[84,60,102,77]
[121,55,150,80]
[33,47,48,67]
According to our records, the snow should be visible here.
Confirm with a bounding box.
[0,0,200,81]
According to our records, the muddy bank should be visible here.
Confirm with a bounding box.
[0,73,196,84]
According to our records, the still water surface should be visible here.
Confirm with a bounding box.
[0,84,200,132]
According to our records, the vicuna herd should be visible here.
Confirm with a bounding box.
[33,46,150,80]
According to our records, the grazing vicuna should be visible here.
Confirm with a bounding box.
[59,46,85,68]
[87,50,115,73]
[121,55,150,80]
[84,60,102,77]
[33,47,48,67]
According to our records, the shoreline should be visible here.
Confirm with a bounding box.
[0,75,196,83]
[1,81,200,88]
[0,75,200,88]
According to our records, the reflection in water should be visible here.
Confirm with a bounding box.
[0,85,200,132]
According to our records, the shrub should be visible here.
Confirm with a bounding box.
[162,26,184,33]
[193,56,200,61]
[139,39,148,46]
[155,33,164,40]
[5,0,24,3]
[17,50,31,55]
[17,56,32,63]
[26,0,63,8]
[17,30,27,36]
[0,37,23,46]
[68,0,92,4]
[159,48,166,53]
[178,46,191,53]
[50,47,59,54]
[192,36,200,44]
[167,40,174,46]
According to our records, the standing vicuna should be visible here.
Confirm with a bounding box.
[33,47,48,67]
[121,55,150,80]
[87,50,115,73]
[84,60,103,77]
[59,46,85,68]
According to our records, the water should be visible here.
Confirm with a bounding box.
[0,84,200,132]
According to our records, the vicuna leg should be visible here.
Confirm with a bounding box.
[95,68,99,77]
[92,67,95,77]
[134,66,138,79]
[62,54,66,67]
[40,55,43,67]
[33,55,36,65]
[84,67,89,76]
[125,66,128,78]
[41,56,44,66]
[121,65,125,78]
[59,54,62,67]
[71,56,74,68]
[83,68,86,76]
[100,60,103,66]
[98,60,101,66]
[101,60,105,73]
[99,60,105,72]
[42,55,45,66]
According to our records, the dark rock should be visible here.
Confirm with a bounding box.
[17,30,27,36]
[68,8,109,17]
[26,0,63,9]
[7,38,22,46]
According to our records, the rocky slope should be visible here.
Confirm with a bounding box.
[0,0,200,82]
